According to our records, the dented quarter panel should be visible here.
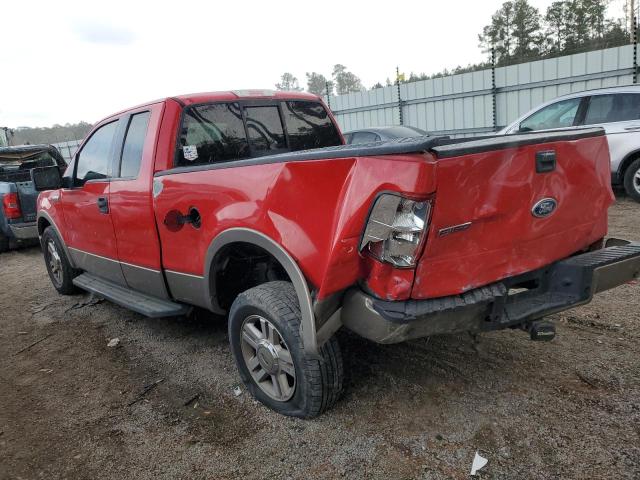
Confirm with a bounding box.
[153,147,437,301]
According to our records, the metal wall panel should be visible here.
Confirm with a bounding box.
[52,140,82,162]
[330,45,637,137]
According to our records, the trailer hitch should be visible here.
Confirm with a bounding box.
[524,320,556,341]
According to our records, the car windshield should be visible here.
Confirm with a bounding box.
[519,97,581,131]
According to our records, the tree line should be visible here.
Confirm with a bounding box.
[275,64,364,96]
[479,0,630,65]
[7,122,92,146]
[276,0,631,96]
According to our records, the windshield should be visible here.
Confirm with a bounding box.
[519,97,581,132]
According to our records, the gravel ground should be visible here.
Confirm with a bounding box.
[1,196,639,480]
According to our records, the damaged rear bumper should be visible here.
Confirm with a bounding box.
[341,242,640,344]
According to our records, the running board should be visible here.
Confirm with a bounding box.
[73,273,191,318]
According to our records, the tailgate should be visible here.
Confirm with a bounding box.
[411,128,613,299]
[15,180,38,222]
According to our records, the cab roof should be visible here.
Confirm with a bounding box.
[174,89,320,105]
[101,90,322,123]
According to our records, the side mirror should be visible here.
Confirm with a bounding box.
[518,124,533,133]
[31,166,62,191]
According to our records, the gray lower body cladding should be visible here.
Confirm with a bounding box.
[341,243,640,344]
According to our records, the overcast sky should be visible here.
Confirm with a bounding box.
[0,0,626,128]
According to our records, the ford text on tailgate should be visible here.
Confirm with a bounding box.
[32,90,640,418]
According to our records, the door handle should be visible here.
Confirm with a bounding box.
[535,150,556,173]
[97,197,109,214]
[624,126,640,131]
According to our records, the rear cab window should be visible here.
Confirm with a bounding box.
[244,105,286,155]
[282,101,341,150]
[179,103,249,165]
[176,100,341,167]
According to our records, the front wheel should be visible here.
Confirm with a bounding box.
[228,281,343,418]
[41,227,79,295]
[623,158,640,203]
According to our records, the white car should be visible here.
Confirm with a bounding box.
[500,86,640,202]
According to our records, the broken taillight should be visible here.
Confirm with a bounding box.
[359,194,432,268]
[2,192,22,219]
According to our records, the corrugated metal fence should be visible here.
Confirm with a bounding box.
[52,140,82,162]
[327,45,637,137]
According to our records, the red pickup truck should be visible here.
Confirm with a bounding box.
[33,90,640,418]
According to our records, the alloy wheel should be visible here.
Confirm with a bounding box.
[240,314,296,402]
[46,239,63,286]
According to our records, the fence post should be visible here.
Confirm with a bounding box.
[325,81,332,109]
[491,47,497,131]
[634,16,638,84]
[396,66,404,125]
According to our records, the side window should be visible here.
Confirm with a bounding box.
[584,94,640,125]
[519,98,581,132]
[75,121,118,184]
[119,112,150,178]
[350,131,379,144]
[244,106,286,154]
[178,103,249,166]
[282,101,342,150]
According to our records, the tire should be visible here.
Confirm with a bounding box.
[623,158,640,203]
[0,233,9,253]
[228,281,343,418]
[41,226,79,295]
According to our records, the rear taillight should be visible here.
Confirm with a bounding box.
[2,192,22,219]
[360,194,432,268]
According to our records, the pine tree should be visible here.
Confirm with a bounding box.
[306,72,334,96]
[332,65,363,95]
[545,1,568,53]
[512,0,542,59]
[478,1,516,63]
[275,73,302,91]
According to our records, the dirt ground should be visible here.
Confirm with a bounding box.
[1,196,639,480]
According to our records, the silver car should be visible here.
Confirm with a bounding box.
[343,126,428,144]
[500,86,640,202]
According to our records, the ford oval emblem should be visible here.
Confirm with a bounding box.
[532,198,558,218]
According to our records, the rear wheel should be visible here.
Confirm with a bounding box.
[623,158,640,203]
[228,281,343,418]
[42,227,79,295]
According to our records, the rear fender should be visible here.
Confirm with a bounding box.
[204,228,319,356]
